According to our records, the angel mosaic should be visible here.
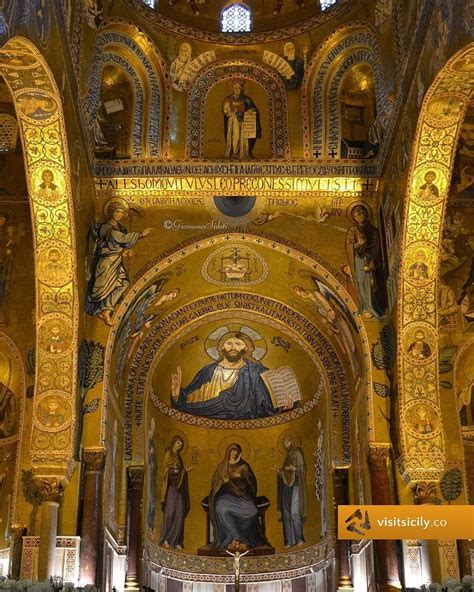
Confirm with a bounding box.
[113,276,179,381]
[85,198,153,326]
[293,277,360,379]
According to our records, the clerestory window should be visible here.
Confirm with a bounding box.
[320,0,337,9]
[221,4,252,32]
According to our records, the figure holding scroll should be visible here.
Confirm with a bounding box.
[171,331,296,419]
[170,43,193,91]
[223,81,261,160]
[282,42,304,90]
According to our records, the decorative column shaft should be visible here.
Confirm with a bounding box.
[368,446,401,592]
[334,468,353,590]
[9,525,26,580]
[35,476,66,580]
[457,540,472,579]
[79,448,106,585]
[125,466,144,591]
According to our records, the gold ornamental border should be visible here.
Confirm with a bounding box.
[0,38,78,470]
[397,44,474,483]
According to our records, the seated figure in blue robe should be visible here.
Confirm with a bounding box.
[209,443,268,549]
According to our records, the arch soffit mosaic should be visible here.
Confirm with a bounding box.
[0,37,78,470]
[185,60,290,159]
[453,336,474,446]
[302,23,391,159]
[100,233,374,452]
[101,51,141,157]
[398,43,474,483]
[0,331,27,526]
[86,20,171,158]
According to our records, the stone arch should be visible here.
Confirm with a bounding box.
[0,332,26,526]
[302,23,391,159]
[0,37,78,468]
[101,52,145,158]
[186,60,290,159]
[397,44,474,483]
[453,338,474,432]
[85,20,171,158]
[100,232,374,458]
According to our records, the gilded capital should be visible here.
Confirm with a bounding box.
[10,525,26,540]
[412,481,439,505]
[368,444,390,471]
[117,526,126,546]
[333,467,349,488]
[83,448,106,472]
[128,466,144,490]
[33,475,66,504]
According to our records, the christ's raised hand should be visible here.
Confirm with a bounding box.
[171,366,182,400]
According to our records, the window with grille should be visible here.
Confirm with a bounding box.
[142,0,154,6]
[222,4,252,32]
[320,0,337,9]
[0,114,18,152]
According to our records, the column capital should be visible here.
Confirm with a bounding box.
[411,481,439,505]
[9,524,26,540]
[368,444,391,471]
[82,447,106,472]
[117,525,126,546]
[33,475,67,504]
[127,466,144,490]
[333,466,349,484]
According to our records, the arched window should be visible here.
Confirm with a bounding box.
[320,0,337,9]
[142,0,155,6]
[221,4,252,32]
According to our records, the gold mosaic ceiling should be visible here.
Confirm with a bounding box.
[130,0,351,36]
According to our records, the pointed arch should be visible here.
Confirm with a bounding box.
[85,20,171,158]
[0,37,78,468]
[100,232,373,464]
[302,23,391,159]
[397,44,474,483]
[186,60,290,159]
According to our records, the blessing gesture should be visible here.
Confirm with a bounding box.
[171,366,182,400]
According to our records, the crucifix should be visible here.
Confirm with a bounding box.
[226,547,249,592]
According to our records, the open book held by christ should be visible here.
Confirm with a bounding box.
[261,365,302,409]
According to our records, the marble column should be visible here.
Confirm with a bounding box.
[459,436,474,578]
[35,476,66,580]
[125,466,144,591]
[9,525,26,580]
[79,448,106,585]
[457,540,472,579]
[333,468,353,590]
[368,445,401,592]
